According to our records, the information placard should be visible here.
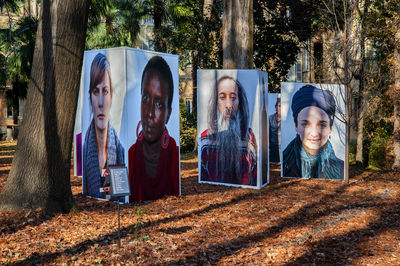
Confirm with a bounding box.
[109,165,131,197]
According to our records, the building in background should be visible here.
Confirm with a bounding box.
[286,28,376,142]
[0,1,38,139]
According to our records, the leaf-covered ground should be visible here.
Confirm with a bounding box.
[1,141,400,265]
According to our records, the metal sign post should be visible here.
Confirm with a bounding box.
[109,165,130,249]
[118,199,121,248]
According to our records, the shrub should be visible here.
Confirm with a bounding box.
[368,139,386,168]
[349,141,356,164]
[363,118,392,168]
[180,127,196,153]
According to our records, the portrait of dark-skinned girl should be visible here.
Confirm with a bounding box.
[128,56,179,201]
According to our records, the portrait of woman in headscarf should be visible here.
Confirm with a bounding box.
[282,84,343,180]
[128,56,179,202]
[82,53,125,199]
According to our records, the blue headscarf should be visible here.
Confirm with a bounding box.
[292,85,336,125]
[283,135,343,179]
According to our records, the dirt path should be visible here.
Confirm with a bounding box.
[1,143,399,265]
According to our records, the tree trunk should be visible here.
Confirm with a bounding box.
[203,0,213,19]
[12,94,19,139]
[222,0,253,69]
[27,0,31,15]
[192,0,215,115]
[393,98,400,170]
[192,50,198,117]
[343,2,350,184]
[35,0,39,18]
[392,26,400,170]
[0,0,90,213]
[355,0,368,167]
[154,0,165,52]
[344,67,350,184]
[356,114,364,165]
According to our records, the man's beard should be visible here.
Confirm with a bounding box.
[215,110,242,184]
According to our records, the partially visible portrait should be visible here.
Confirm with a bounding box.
[82,53,125,199]
[199,74,258,186]
[128,55,179,202]
[269,94,281,163]
[261,77,269,186]
[281,83,345,180]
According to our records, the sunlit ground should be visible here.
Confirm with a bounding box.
[0,142,399,264]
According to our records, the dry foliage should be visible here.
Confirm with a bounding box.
[0,142,400,264]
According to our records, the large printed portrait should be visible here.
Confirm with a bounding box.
[281,82,346,180]
[81,50,127,201]
[198,70,267,188]
[123,51,180,202]
[78,47,180,202]
[261,76,269,186]
[268,93,281,164]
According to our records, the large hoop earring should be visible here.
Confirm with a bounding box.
[136,121,143,141]
[161,128,169,149]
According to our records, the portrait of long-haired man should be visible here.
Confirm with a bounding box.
[199,75,257,186]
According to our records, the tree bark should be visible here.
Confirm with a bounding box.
[222,0,253,69]
[356,114,364,165]
[12,93,19,139]
[192,0,215,115]
[203,0,213,19]
[27,0,31,15]
[355,0,368,167]
[392,26,400,170]
[0,0,90,213]
[192,50,198,116]
[154,0,166,52]
[343,1,351,185]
